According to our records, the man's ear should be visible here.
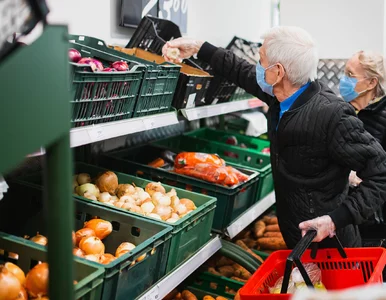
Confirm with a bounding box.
[277,63,286,82]
[368,77,379,90]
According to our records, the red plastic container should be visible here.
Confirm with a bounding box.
[240,247,386,300]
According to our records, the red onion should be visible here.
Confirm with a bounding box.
[68,48,81,62]
[78,58,104,72]
[111,61,129,71]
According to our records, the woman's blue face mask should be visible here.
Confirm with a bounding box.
[339,75,368,102]
[256,61,278,96]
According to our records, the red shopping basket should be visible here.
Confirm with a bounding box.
[240,230,386,300]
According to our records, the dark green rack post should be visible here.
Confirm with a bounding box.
[0,26,74,300]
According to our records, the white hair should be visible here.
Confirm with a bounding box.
[262,26,319,86]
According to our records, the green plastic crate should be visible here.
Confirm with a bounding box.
[69,36,146,127]
[15,162,216,273]
[186,272,244,299]
[153,135,274,201]
[0,232,104,300]
[100,145,260,232]
[1,181,172,300]
[225,119,269,141]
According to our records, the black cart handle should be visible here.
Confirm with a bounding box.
[280,230,347,294]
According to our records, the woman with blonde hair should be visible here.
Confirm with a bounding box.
[340,51,386,234]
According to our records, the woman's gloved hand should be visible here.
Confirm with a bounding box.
[299,216,336,242]
[162,38,204,63]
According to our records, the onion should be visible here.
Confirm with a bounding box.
[84,254,101,263]
[158,195,171,206]
[153,205,172,221]
[0,265,22,300]
[171,213,179,219]
[73,248,85,258]
[95,171,118,195]
[79,236,105,255]
[78,57,104,71]
[136,254,146,262]
[166,189,177,198]
[115,184,135,198]
[114,202,125,208]
[134,187,145,194]
[30,233,47,246]
[110,196,118,202]
[137,191,151,203]
[4,262,25,285]
[141,200,155,215]
[75,228,96,246]
[100,254,116,265]
[175,203,188,215]
[103,67,116,72]
[84,193,97,201]
[84,219,112,240]
[145,182,166,196]
[14,287,27,299]
[68,48,81,63]
[151,192,163,205]
[76,183,100,198]
[129,205,142,214]
[147,213,162,221]
[122,202,134,210]
[76,173,91,185]
[115,242,135,257]
[98,192,111,203]
[8,253,18,260]
[166,218,179,223]
[25,263,48,298]
[180,199,196,211]
[111,61,129,71]
[171,196,180,210]
[119,195,135,204]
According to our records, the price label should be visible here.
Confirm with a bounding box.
[87,127,105,142]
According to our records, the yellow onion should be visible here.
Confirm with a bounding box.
[145,182,165,196]
[79,237,105,255]
[115,242,135,257]
[30,233,48,246]
[73,248,85,258]
[100,254,116,265]
[76,173,91,185]
[95,171,118,195]
[75,228,95,246]
[136,254,146,262]
[13,287,27,299]
[83,219,112,240]
[0,265,22,300]
[153,205,172,221]
[115,184,135,198]
[25,263,48,298]
[76,183,99,198]
[147,213,162,221]
[141,199,155,215]
[179,199,196,211]
[4,262,25,286]
[98,192,111,203]
[84,254,101,263]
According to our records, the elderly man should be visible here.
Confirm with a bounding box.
[163,26,386,248]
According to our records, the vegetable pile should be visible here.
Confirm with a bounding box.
[174,152,249,186]
[73,171,197,223]
[164,289,230,300]
[68,48,130,72]
[0,260,74,300]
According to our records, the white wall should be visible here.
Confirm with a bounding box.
[45,0,272,47]
[280,0,386,59]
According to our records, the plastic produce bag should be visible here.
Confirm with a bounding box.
[291,263,321,288]
[268,276,296,294]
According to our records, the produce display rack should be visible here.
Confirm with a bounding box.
[0,26,74,300]
[136,236,222,300]
[1,22,272,300]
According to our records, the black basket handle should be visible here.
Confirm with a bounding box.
[280,230,347,294]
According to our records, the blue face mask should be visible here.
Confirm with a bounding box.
[339,75,368,102]
[256,61,278,96]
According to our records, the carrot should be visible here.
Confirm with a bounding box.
[216,256,234,267]
[256,237,287,250]
[233,264,252,280]
[181,290,198,300]
[253,220,266,238]
[218,265,234,277]
[263,231,282,238]
[234,291,241,300]
[242,238,258,249]
[265,224,280,232]
[235,240,264,264]
[216,297,228,300]
[231,276,247,283]
[148,158,165,168]
[263,215,278,225]
[207,267,222,276]
[203,296,215,300]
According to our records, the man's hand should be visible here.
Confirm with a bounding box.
[299,215,336,242]
[162,38,204,63]
[349,170,362,187]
